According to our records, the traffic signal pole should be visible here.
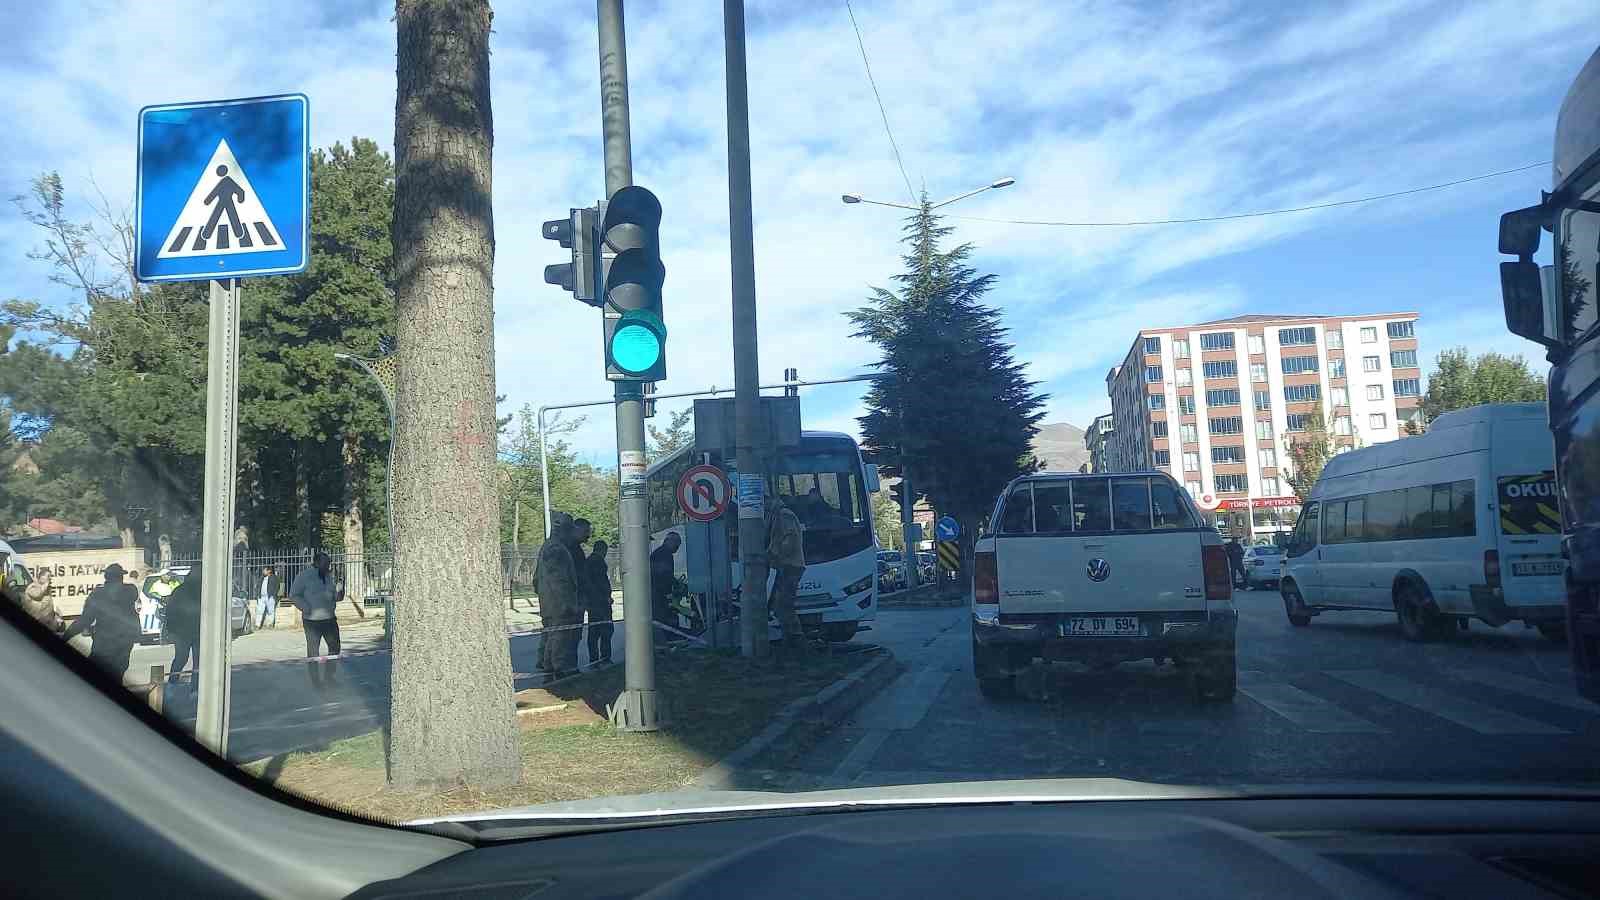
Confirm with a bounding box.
[598,0,660,731]
[725,0,771,659]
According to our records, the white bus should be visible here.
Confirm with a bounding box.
[1280,403,1566,641]
[646,430,881,642]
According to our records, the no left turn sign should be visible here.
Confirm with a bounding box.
[676,464,732,522]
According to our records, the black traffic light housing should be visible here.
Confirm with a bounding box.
[542,207,602,307]
[600,186,666,382]
[890,479,907,512]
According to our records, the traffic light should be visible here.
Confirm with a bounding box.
[600,186,666,382]
[890,479,907,513]
[542,206,601,307]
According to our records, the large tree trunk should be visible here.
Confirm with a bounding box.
[388,0,519,790]
[342,432,369,617]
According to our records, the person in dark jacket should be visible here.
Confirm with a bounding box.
[1225,538,1247,589]
[650,531,681,633]
[585,541,614,666]
[164,567,203,681]
[536,513,582,677]
[63,563,142,686]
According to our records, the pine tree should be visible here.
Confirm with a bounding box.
[847,201,1046,561]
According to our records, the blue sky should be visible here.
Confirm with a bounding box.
[1,0,1596,463]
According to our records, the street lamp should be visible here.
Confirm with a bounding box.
[840,176,1016,211]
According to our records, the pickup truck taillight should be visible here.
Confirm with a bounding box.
[1484,549,1501,590]
[1202,545,1232,602]
[974,550,999,605]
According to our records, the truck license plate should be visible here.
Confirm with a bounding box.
[1511,560,1565,577]
[1062,616,1142,637]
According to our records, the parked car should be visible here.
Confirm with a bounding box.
[138,566,252,644]
[876,550,908,592]
[1280,403,1565,640]
[916,552,937,583]
[972,472,1236,702]
[1243,545,1283,590]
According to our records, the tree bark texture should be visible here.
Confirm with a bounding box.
[389,0,519,790]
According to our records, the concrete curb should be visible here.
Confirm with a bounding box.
[879,583,966,608]
[693,650,899,790]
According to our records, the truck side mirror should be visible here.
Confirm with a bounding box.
[1499,205,1545,256]
[1501,260,1560,349]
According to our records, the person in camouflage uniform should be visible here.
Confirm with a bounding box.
[536,512,582,677]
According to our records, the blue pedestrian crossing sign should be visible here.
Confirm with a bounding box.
[936,515,960,541]
[135,94,309,282]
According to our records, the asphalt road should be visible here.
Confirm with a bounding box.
[753,588,1599,792]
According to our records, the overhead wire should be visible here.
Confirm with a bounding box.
[938,162,1549,227]
[845,0,918,205]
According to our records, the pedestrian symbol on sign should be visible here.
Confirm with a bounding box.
[157,139,284,258]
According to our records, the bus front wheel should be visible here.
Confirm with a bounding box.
[823,622,859,643]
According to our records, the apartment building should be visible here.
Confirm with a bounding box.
[1104,313,1422,534]
[1083,413,1114,473]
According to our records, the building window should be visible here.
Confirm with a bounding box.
[1360,326,1378,343]
[1281,355,1319,375]
[1249,362,1267,382]
[1212,445,1244,464]
[1215,474,1248,493]
[1256,419,1274,440]
[1326,329,1344,349]
[1209,416,1243,435]
[1177,394,1195,415]
[1206,388,1240,406]
[1183,452,1201,472]
[1247,334,1265,354]
[1151,421,1168,438]
[1284,383,1321,403]
[1149,393,1166,410]
[1390,349,1418,368]
[1200,332,1235,351]
[1145,364,1163,383]
[1175,367,1192,386]
[1179,423,1198,443]
[1333,415,1352,435]
[1185,479,1202,498]
[1202,360,1238,379]
[1153,449,1170,466]
[1254,390,1271,411]
[1366,384,1384,401]
[1394,377,1420,397]
[1143,336,1162,354]
[1331,386,1348,406]
[1172,338,1189,358]
[1362,355,1382,373]
[1287,413,1316,432]
[1330,357,1346,378]
[1261,476,1281,496]
[1387,320,1415,339]
[1370,412,1388,430]
[1258,447,1276,467]
[1278,326,1316,346]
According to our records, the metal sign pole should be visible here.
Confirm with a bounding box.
[196,277,241,756]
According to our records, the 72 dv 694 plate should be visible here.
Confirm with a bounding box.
[1061,616,1143,637]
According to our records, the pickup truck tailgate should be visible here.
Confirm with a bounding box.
[996,531,1207,615]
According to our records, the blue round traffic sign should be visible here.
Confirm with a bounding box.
[936,516,960,541]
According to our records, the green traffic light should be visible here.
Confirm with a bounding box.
[611,322,663,374]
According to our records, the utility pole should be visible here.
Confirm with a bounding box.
[196,278,240,756]
[725,0,769,658]
[600,0,660,731]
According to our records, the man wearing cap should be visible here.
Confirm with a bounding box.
[62,563,141,686]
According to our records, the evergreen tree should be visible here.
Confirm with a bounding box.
[1421,347,1547,422]
[847,201,1046,561]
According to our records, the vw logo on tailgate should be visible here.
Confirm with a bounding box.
[1086,558,1111,582]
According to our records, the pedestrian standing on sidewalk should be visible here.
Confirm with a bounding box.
[1225,537,1247,589]
[765,493,809,659]
[585,540,614,666]
[649,531,681,635]
[163,567,202,682]
[290,551,341,689]
[62,563,141,687]
[535,513,581,678]
[256,565,281,630]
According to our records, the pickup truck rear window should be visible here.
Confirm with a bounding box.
[999,477,1198,535]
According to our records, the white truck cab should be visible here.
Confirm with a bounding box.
[971,472,1236,701]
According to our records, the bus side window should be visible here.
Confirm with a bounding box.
[998,483,1035,534]
[1450,479,1477,537]
[1287,502,1319,557]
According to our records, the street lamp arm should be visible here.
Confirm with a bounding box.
[842,195,922,211]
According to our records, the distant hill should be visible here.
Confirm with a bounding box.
[1032,422,1088,473]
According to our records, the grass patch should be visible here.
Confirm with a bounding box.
[256,647,867,823]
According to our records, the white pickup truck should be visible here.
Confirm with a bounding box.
[971,472,1237,702]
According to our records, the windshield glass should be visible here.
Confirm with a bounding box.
[1,3,1597,839]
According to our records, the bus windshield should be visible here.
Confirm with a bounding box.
[773,446,873,563]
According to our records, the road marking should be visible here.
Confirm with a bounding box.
[831,729,893,782]
[1450,669,1600,713]
[1239,681,1386,733]
[1326,669,1569,734]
